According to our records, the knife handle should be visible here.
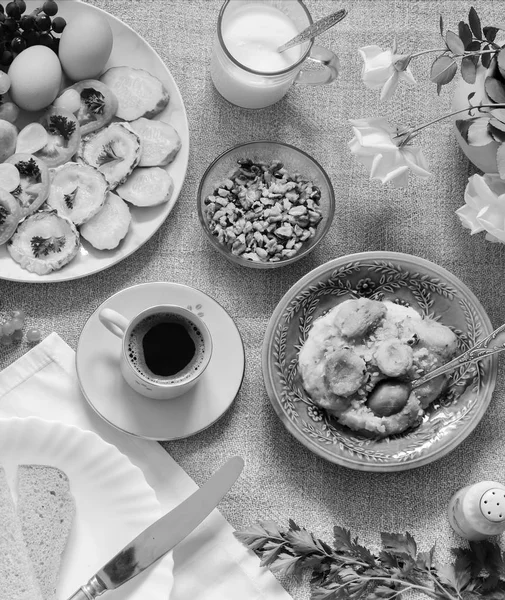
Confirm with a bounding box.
[66,576,107,600]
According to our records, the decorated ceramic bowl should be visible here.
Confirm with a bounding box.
[197,141,335,268]
[262,251,497,471]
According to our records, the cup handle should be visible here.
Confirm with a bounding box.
[99,308,129,338]
[294,44,340,86]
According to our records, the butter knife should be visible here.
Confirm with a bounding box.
[277,8,348,53]
[66,456,244,599]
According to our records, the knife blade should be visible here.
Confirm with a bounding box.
[66,456,244,600]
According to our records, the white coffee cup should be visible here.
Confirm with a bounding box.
[99,304,212,400]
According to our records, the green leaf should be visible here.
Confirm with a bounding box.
[233,524,270,550]
[466,40,481,52]
[498,48,505,80]
[484,26,499,43]
[269,553,302,578]
[333,526,354,552]
[260,519,284,538]
[482,45,493,70]
[381,532,417,559]
[468,6,482,39]
[430,55,457,86]
[458,21,473,48]
[485,75,505,103]
[446,30,465,54]
[439,14,444,37]
[259,543,285,568]
[461,55,478,84]
[285,528,320,556]
[417,547,435,570]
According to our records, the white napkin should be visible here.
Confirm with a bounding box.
[0,332,292,600]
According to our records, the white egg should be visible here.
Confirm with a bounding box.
[8,46,62,112]
[59,12,113,81]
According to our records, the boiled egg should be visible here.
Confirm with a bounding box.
[8,46,62,112]
[59,12,113,81]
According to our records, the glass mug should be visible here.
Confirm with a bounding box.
[210,0,340,109]
[99,304,212,400]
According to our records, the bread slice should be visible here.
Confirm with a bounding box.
[0,467,44,600]
[17,465,75,600]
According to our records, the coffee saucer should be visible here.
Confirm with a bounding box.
[76,282,245,440]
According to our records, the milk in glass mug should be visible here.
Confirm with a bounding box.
[210,0,340,109]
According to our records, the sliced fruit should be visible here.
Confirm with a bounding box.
[77,122,141,189]
[129,118,181,167]
[7,209,80,274]
[34,107,81,168]
[16,123,49,155]
[4,153,50,217]
[46,162,108,226]
[0,100,20,124]
[323,347,366,397]
[0,163,20,193]
[0,119,17,162]
[100,66,170,121]
[60,79,118,137]
[80,191,131,250]
[53,89,82,114]
[116,167,174,207]
[0,188,22,245]
[375,339,413,377]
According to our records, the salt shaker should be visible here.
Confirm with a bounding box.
[448,481,505,540]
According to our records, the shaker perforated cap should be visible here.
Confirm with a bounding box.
[480,488,505,523]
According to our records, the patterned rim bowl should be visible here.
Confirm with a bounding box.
[262,251,498,472]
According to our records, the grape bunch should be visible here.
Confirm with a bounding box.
[0,308,41,347]
[0,0,66,66]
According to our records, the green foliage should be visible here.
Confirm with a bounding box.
[235,520,505,600]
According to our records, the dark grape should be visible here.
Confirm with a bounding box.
[0,4,4,13]
[12,329,23,342]
[0,50,13,65]
[23,28,39,45]
[35,12,51,31]
[3,15,17,31]
[20,13,34,29]
[51,15,65,33]
[5,1,20,19]
[11,35,25,52]
[42,0,57,16]
[39,31,52,46]
[14,0,26,13]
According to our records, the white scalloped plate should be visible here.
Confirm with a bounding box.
[0,417,174,599]
[0,0,189,282]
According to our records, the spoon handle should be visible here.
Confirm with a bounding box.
[411,322,505,390]
[277,8,347,53]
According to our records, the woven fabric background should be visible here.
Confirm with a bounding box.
[2,1,505,597]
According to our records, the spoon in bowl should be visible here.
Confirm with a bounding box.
[367,322,505,417]
[277,8,348,54]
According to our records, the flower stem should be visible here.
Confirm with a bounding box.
[394,103,505,144]
[409,48,447,59]
[339,575,457,600]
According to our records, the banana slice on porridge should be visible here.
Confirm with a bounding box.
[80,191,131,250]
[77,122,142,189]
[0,189,22,245]
[4,153,50,217]
[7,209,80,274]
[116,167,174,206]
[46,162,108,226]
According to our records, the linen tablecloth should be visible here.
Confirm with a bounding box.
[1,2,505,598]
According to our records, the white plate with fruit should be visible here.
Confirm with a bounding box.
[0,0,189,282]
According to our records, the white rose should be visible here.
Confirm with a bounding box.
[359,45,416,101]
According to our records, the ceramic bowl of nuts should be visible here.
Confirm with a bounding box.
[197,141,335,268]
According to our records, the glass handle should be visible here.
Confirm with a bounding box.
[294,45,340,86]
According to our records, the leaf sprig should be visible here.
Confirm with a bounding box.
[430,7,505,93]
[234,519,505,600]
[30,235,66,258]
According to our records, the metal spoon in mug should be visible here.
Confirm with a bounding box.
[277,8,348,54]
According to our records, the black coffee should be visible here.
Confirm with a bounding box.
[127,313,206,384]
[143,321,195,376]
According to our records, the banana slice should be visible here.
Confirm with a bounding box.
[100,66,170,121]
[4,153,50,217]
[116,167,174,207]
[129,118,181,167]
[77,122,142,189]
[46,162,108,226]
[80,191,131,250]
[0,188,22,245]
[7,209,80,274]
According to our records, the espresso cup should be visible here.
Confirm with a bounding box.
[99,304,212,400]
[210,0,340,109]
